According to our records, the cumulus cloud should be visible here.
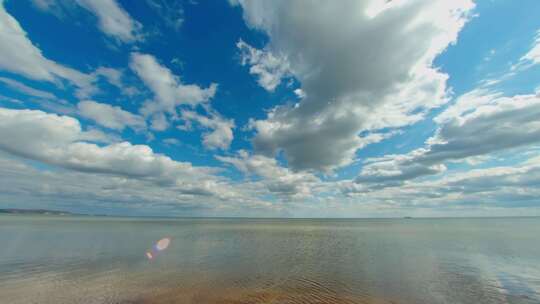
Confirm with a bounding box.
[0,107,212,186]
[129,52,234,148]
[1,105,537,215]
[0,152,283,216]
[339,155,540,215]
[130,52,217,118]
[0,1,97,97]
[356,150,447,187]
[0,108,285,215]
[426,92,540,162]
[149,112,169,131]
[355,91,540,187]
[237,39,290,92]
[0,107,105,157]
[4,0,537,217]
[438,160,540,200]
[180,110,235,150]
[233,0,474,171]
[77,100,146,131]
[217,150,319,198]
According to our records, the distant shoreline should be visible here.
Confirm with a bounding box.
[1,209,539,220]
[0,208,74,216]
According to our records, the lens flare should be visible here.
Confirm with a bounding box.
[155,238,170,251]
[146,237,171,260]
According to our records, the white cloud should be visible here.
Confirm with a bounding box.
[0,1,97,97]
[294,88,305,99]
[31,0,142,43]
[1,103,538,215]
[77,100,146,131]
[163,138,181,146]
[355,91,540,186]
[181,110,235,150]
[356,149,447,187]
[519,29,540,67]
[424,92,540,163]
[0,107,215,186]
[0,77,77,115]
[0,151,284,216]
[76,0,142,42]
[0,77,57,100]
[0,107,104,158]
[94,67,123,87]
[233,0,475,171]
[433,89,502,124]
[4,0,538,217]
[149,112,169,131]
[339,155,540,216]
[130,52,217,117]
[237,39,290,92]
[129,52,234,148]
[217,150,319,198]
[435,158,540,198]
[0,107,285,215]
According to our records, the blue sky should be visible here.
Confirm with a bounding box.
[0,0,539,217]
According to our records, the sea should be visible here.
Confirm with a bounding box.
[1,215,539,304]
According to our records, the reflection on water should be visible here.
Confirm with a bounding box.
[1,216,539,304]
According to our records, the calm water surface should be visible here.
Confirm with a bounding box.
[1,215,539,304]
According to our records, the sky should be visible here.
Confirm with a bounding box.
[0,0,539,217]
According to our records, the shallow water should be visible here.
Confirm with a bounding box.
[1,215,539,304]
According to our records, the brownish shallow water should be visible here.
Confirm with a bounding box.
[1,216,540,304]
[131,284,395,304]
